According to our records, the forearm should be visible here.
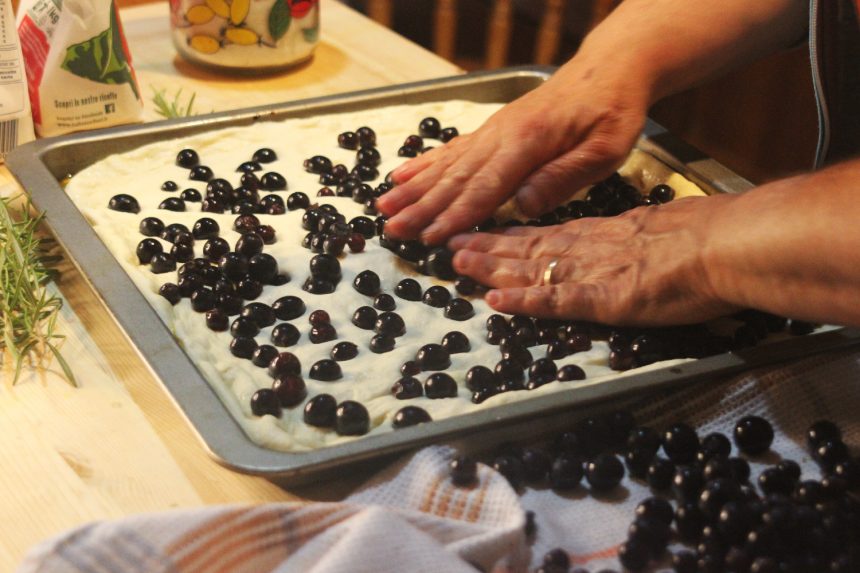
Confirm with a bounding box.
[703,158,860,326]
[551,0,809,106]
[378,0,810,245]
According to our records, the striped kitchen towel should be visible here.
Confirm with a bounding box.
[17,349,860,573]
[16,445,529,573]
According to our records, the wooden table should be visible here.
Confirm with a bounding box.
[0,2,460,569]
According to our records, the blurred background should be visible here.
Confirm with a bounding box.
[343,0,818,186]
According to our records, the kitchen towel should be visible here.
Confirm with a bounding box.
[16,348,860,573]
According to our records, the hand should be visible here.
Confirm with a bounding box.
[376,61,650,245]
[448,196,739,326]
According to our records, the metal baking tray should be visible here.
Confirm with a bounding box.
[8,67,860,485]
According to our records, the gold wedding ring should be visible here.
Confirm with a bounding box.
[541,259,559,287]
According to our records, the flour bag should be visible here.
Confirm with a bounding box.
[17,0,143,137]
[0,0,35,160]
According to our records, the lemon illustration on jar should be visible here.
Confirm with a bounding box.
[205,0,230,19]
[189,34,220,53]
[230,0,250,25]
[186,4,215,24]
[224,27,259,45]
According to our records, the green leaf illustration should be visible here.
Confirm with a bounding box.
[300,6,319,44]
[61,0,140,100]
[301,25,318,43]
[268,0,292,42]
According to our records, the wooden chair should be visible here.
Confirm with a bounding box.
[366,0,620,68]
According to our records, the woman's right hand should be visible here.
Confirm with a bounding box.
[376,58,651,245]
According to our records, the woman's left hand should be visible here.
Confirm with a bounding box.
[449,196,738,326]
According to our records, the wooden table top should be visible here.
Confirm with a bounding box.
[0,2,460,569]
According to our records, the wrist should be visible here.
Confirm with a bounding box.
[570,0,809,106]
[701,164,860,326]
[559,37,658,111]
[696,192,751,311]
[698,179,811,315]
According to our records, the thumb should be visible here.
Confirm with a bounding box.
[514,137,633,218]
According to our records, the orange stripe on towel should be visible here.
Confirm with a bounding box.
[448,488,469,521]
[449,476,485,521]
[167,507,255,557]
[209,521,291,573]
[169,508,286,571]
[420,476,444,513]
[464,481,489,523]
[202,506,354,573]
[281,506,353,555]
[569,544,621,564]
[434,482,456,518]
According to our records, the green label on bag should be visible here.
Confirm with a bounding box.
[61,0,139,99]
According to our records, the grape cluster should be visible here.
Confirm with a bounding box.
[450,414,859,573]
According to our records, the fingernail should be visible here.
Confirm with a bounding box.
[421,222,443,245]
[485,290,500,306]
[389,163,409,181]
[447,234,469,250]
[382,217,405,239]
[451,249,470,272]
[377,197,399,217]
[515,185,543,216]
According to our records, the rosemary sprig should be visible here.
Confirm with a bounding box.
[0,195,75,386]
[151,86,198,119]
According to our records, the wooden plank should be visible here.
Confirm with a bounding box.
[0,380,121,564]
[0,278,204,568]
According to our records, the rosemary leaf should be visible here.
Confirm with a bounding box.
[0,195,76,386]
[151,86,199,119]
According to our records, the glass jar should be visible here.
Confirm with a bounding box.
[169,0,319,72]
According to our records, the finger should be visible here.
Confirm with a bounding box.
[485,283,602,321]
[500,225,559,237]
[449,231,548,259]
[419,143,551,244]
[375,184,428,217]
[391,136,469,185]
[384,139,505,241]
[453,250,571,288]
[420,176,517,245]
[381,170,470,239]
[379,138,472,219]
[389,145,446,184]
[377,148,459,218]
[515,127,638,218]
[449,221,566,244]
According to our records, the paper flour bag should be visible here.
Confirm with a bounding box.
[17,0,143,137]
[0,0,35,160]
